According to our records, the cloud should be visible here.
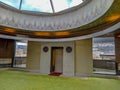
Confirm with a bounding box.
[0,0,84,13]
[22,0,52,12]
[53,0,69,12]
[69,0,83,7]
[0,0,20,8]
[53,0,83,12]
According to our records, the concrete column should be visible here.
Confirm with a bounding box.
[26,41,41,73]
[115,37,120,74]
[75,39,93,76]
[40,44,51,75]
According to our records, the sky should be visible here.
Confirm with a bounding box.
[53,0,83,12]
[0,0,83,13]
[0,0,20,9]
[21,0,53,13]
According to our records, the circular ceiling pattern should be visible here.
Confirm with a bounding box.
[0,0,120,41]
[0,0,113,32]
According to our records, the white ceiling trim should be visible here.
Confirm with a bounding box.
[0,22,119,42]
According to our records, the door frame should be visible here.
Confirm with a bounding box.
[50,47,63,73]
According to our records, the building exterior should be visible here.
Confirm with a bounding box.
[0,0,120,76]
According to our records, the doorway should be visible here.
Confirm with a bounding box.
[50,47,63,73]
[13,41,28,68]
[93,37,116,75]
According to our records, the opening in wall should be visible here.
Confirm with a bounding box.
[50,47,63,75]
[13,40,28,68]
[92,37,116,75]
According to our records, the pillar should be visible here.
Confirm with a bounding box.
[26,41,41,73]
[115,37,120,75]
[75,38,93,76]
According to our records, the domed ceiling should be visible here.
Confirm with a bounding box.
[0,0,120,41]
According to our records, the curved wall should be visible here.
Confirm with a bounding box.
[0,22,119,42]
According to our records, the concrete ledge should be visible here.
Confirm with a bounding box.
[75,73,92,77]
[92,73,120,79]
[27,70,40,73]
[0,58,12,64]
[0,68,9,70]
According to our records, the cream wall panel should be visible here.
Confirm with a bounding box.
[75,39,93,76]
[40,42,74,76]
[40,45,51,74]
[26,41,41,72]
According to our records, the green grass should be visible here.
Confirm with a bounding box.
[0,70,120,90]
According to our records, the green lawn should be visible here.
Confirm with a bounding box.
[0,70,120,90]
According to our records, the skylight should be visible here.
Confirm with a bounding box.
[0,0,21,9]
[0,0,84,13]
[52,0,83,12]
[21,0,53,13]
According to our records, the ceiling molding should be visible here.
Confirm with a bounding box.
[0,0,113,31]
[0,0,120,41]
[0,22,120,42]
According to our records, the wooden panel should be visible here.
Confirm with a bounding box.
[115,37,120,63]
[0,38,15,58]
